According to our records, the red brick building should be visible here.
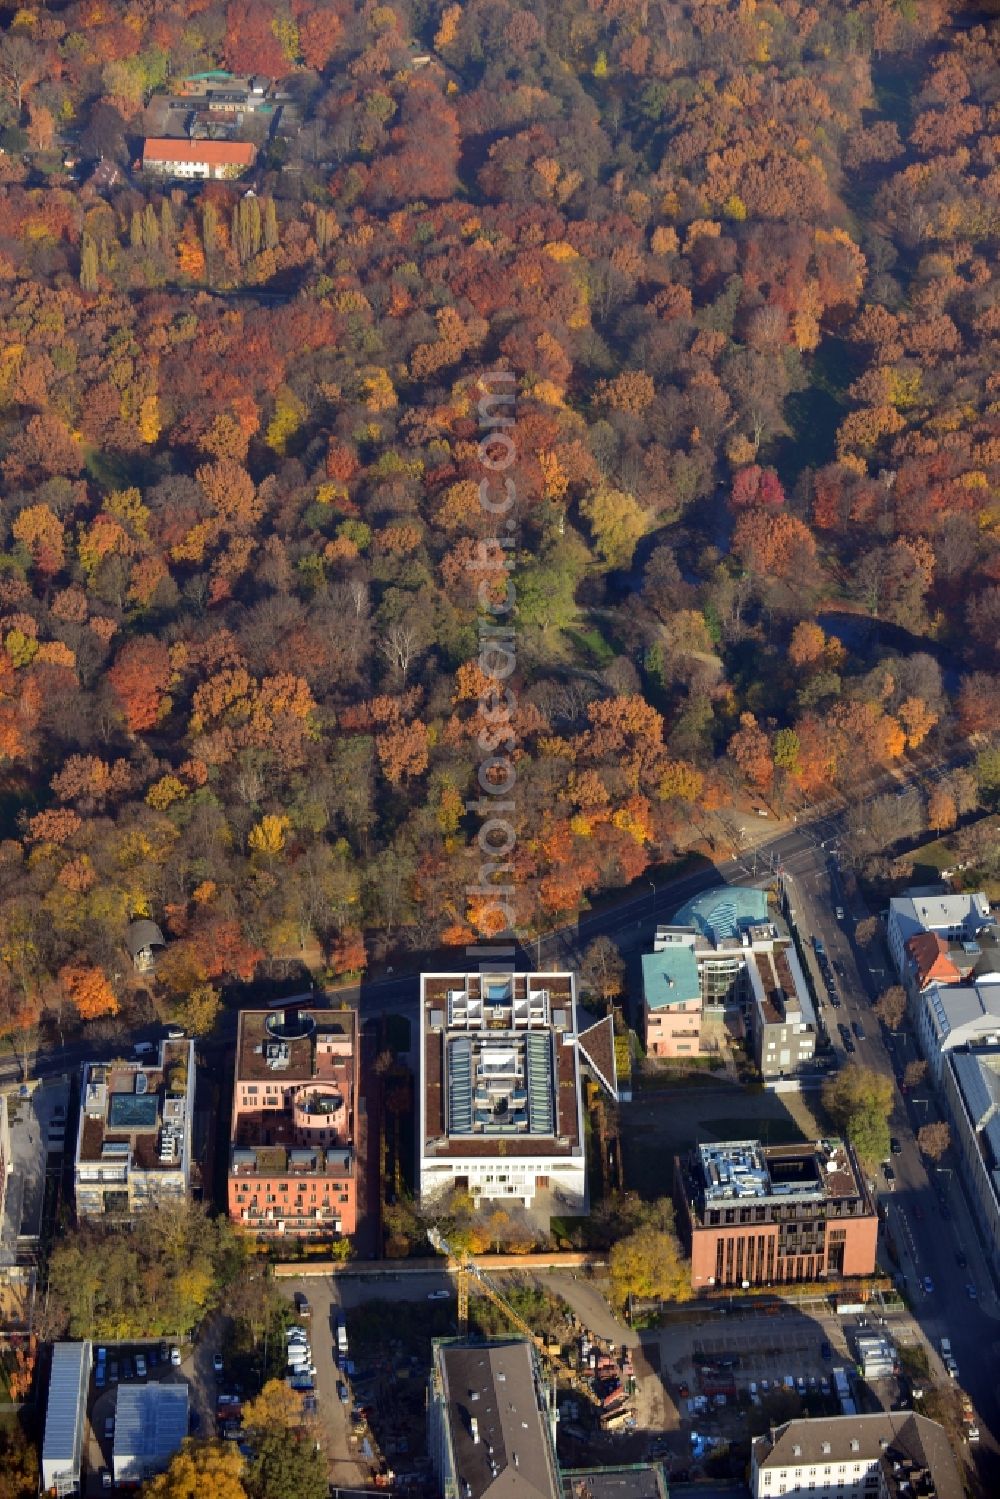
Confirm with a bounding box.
[227,1008,357,1243]
[674,1139,878,1292]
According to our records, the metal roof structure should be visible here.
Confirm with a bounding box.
[124,919,165,958]
[113,1382,189,1483]
[671,885,769,944]
[642,945,701,1009]
[41,1341,92,1495]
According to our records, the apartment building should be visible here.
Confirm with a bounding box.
[428,1338,561,1499]
[74,1041,195,1221]
[643,886,816,1077]
[941,1046,1000,1283]
[914,981,1000,1083]
[227,1008,357,1242]
[751,1412,962,1499]
[642,938,704,1058]
[674,1138,878,1291]
[746,943,816,1078]
[418,973,590,1214]
[887,890,992,985]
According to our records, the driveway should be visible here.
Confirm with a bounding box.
[278,1277,370,1489]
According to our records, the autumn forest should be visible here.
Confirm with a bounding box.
[0,0,995,1046]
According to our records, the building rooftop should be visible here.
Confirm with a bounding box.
[76,1042,192,1172]
[890,890,991,945]
[754,1412,963,1499]
[925,981,1000,1044]
[747,942,815,1029]
[671,885,770,944]
[422,974,583,1161]
[642,946,701,1009]
[906,932,962,988]
[42,1342,90,1467]
[691,1139,863,1213]
[435,1339,560,1499]
[563,1466,668,1499]
[142,138,256,167]
[236,1008,355,1082]
[951,1048,1000,1130]
[577,1015,618,1103]
[113,1383,188,1467]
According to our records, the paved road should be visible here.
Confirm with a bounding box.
[780,817,1000,1482]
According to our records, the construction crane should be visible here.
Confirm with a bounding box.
[427,1226,590,1398]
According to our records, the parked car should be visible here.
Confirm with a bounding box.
[135,1354,147,1379]
[109,1361,119,1382]
[337,1381,349,1404]
[845,1036,856,1053]
[120,1357,133,1381]
[170,1346,182,1366]
[427,1289,450,1300]
[95,1364,106,1389]
[923,1276,935,1294]
[852,1020,865,1040]
[820,1342,832,1361]
[104,1416,115,1441]
[159,1341,169,1362]
[835,906,844,920]
[100,1470,112,1490]
[213,1354,224,1375]
[882,1164,895,1189]
[966,1282,978,1300]
[294,1292,311,1318]
[890,1138,902,1155]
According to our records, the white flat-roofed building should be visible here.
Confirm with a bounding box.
[419,973,589,1214]
[74,1040,195,1220]
[41,1341,92,1495]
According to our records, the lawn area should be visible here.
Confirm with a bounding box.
[620,1084,828,1198]
[699,1115,806,1145]
[907,815,1000,899]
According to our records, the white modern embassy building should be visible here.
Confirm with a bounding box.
[418,972,591,1214]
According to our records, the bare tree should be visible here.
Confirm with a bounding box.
[855,916,879,948]
[0,34,43,117]
[873,985,907,1030]
[579,936,625,1006]
[378,620,420,683]
[917,1120,951,1161]
[903,1058,928,1090]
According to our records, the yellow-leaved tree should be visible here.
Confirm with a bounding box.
[608,1200,691,1311]
[141,1439,247,1498]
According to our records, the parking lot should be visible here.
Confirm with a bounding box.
[278,1277,375,1490]
[83,1342,190,1494]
